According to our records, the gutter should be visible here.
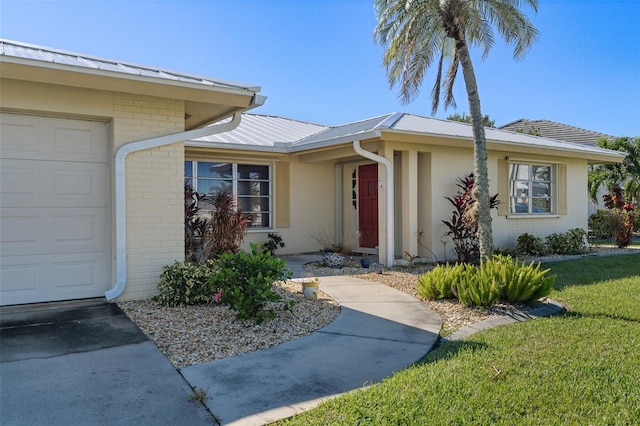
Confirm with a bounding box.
[352,140,394,268]
[105,113,244,300]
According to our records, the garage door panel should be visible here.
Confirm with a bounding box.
[0,119,39,156]
[1,113,110,305]
[0,253,107,305]
[49,163,108,206]
[50,254,108,292]
[0,159,107,208]
[0,214,41,254]
[49,209,108,252]
[0,259,45,305]
[0,161,41,201]
[0,114,107,162]
[1,208,107,256]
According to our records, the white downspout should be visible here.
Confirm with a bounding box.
[352,140,394,268]
[105,114,242,300]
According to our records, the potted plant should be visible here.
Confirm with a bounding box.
[301,276,320,300]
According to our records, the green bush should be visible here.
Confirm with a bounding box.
[211,243,293,323]
[545,228,587,254]
[454,263,500,307]
[263,233,285,255]
[488,255,556,303]
[156,260,219,307]
[516,233,547,256]
[588,209,612,239]
[416,263,463,300]
[588,208,639,240]
[416,255,556,307]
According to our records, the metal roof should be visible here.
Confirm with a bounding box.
[291,114,396,147]
[390,114,623,157]
[187,113,625,162]
[189,114,328,148]
[0,39,260,92]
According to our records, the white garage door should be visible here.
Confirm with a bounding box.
[1,113,110,305]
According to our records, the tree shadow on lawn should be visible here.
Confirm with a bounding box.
[559,310,640,325]
[544,253,640,291]
[416,339,489,365]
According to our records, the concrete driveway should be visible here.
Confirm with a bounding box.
[0,300,213,425]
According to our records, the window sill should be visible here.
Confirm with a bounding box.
[506,214,561,219]
[246,228,274,233]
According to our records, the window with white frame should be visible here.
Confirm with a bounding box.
[509,163,553,214]
[185,161,271,228]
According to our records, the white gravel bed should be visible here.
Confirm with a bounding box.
[306,261,508,337]
[305,245,639,336]
[118,280,339,368]
[119,246,637,368]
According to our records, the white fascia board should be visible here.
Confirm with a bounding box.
[286,130,382,153]
[380,128,626,162]
[184,140,288,153]
[1,55,261,96]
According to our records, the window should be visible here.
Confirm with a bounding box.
[185,161,271,228]
[509,163,553,214]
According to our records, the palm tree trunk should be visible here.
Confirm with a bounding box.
[456,41,494,260]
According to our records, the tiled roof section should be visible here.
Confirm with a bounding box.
[0,39,259,91]
[191,114,328,147]
[499,119,617,146]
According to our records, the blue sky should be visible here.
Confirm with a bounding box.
[2,0,639,136]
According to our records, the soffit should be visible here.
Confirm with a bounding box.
[0,39,263,128]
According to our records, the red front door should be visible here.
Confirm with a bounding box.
[358,164,379,248]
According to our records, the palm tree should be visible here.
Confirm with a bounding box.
[374,0,538,260]
[589,136,640,206]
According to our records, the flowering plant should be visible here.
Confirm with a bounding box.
[603,187,635,247]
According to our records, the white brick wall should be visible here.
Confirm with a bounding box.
[113,93,185,301]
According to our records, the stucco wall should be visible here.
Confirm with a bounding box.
[243,158,336,255]
[491,154,589,250]
[377,138,591,263]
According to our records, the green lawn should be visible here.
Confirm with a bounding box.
[278,253,640,425]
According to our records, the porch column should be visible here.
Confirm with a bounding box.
[401,150,419,258]
[377,143,395,265]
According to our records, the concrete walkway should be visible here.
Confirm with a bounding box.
[180,271,442,425]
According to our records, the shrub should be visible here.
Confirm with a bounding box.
[516,233,547,256]
[545,228,587,254]
[156,260,219,307]
[211,243,293,323]
[488,255,556,303]
[263,233,285,255]
[442,175,499,264]
[602,187,636,247]
[454,263,500,307]
[184,184,250,262]
[588,209,612,239]
[416,255,556,307]
[184,183,211,262]
[416,263,464,300]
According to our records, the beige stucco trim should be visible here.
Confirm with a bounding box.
[275,162,291,228]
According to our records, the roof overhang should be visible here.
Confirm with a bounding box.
[0,51,265,129]
[379,129,626,165]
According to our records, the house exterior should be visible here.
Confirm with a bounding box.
[0,39,264,306]
[188,113,625,269]
[499,119,619,214]
[0,40,625,306]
